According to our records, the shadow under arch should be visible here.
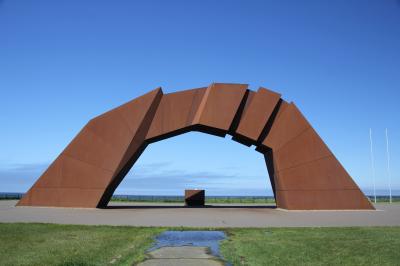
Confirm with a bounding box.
[18,83,374,210]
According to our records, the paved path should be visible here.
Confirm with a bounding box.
[137,246,224,266]
[1,200,400,227]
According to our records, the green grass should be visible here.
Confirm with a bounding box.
[1,223,400,266]
[110,197,276,204]
[111,196,399,204]
[110,197,183,203]
[220,227,400,266]
[206,197,275,204]
[0,223,162,266]
[367,197,400,203]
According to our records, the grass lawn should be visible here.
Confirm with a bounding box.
[0,223,162,266]
[1,224,400,266]
[220,227,400,266]
[110,197,276,204]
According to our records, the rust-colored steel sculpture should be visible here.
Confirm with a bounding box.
[18,83,374,210]
[185,190,205,207]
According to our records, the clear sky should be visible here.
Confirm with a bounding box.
[1,0,399,196]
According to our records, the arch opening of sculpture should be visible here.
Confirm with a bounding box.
[18,83,374,210]
[113,131,273,201]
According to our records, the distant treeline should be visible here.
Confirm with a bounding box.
[0,192,400,203]
[0,192,24,199]
[366,195,400,203]
[112,194,276,203]
[2,192,399,203]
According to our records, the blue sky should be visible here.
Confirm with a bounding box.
[1,0,399,196]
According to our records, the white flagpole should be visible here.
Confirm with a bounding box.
[385,128,392,203]
[369,128,377,203]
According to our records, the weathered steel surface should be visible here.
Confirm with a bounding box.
[18,88,163,208]
[233,87,281,146]
[18,83,373,210]
[185,190,205,207]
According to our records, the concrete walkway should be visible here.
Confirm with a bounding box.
[1,200,400,227]
[137,246,224,266]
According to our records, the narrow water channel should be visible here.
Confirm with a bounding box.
[138,230,230,265]
[149,231,226,256]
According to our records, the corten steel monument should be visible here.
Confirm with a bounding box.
[185,190,205,207]
[18,83,374,210]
